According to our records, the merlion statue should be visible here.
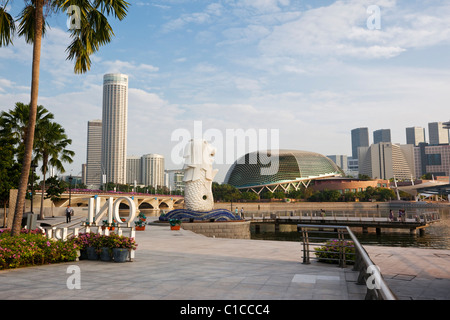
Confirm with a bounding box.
[183,139,218,212]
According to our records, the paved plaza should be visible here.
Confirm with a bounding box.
[0,220,449,303]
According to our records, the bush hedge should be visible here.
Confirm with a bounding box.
[314,239,355,264]
[0,228,79,270]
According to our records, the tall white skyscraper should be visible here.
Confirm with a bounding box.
[86,120,102,188]
[141,154,165,187]
[101,73,128,185]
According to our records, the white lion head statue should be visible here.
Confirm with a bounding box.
[183,139,218,182]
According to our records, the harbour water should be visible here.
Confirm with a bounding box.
[250,206,450,250]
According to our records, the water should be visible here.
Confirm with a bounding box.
[251,206,450,250]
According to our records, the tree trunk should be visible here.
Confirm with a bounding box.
[39,170,46,220]
[11,0,44,236]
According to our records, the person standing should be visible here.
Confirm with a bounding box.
[240,207,245,219]
[65,205,74,223]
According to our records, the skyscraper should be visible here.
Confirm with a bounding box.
[101,73,128,185]
[127,156,142,185]
[373,129,391,144]
[86,120,102,188]
[351,127,369,159]
[141,154,165,187]
[428,122,449,145]
[406,127,426,146]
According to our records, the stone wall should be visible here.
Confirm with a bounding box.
[181,221,251,239]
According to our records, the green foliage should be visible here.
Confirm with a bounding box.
[314,239,355,264]
[169,219,182,226]
[0,229,79,270]
[212,182,242,201]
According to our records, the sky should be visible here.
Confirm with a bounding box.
[1,0,450,183]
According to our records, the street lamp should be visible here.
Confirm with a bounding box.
[30,164,38,214]
[68,175,73,206]
[444,121,450,185]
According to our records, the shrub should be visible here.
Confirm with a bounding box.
[0,229,80,270]
[314,239,355,264]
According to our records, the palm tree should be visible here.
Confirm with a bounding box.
[0,0,129,236]
[34,121,74,219]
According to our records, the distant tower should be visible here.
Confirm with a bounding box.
[141,154,165,188]
[127,156,142,185]
[86,120,102,188]
[373,129,391,144]
[351,127,369,160]
[101,73,128,185]
[428,122,449,145]
[406,127,426,146]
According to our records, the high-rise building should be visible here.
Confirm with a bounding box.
[428,122,449,145]
[141,154,165,187]
[165,169,185,193]
[414,144,450,179]
[86,120,102,188]
[406,127,426,146]
[351,127,369,160]
[101,73,128,185]
[373,129,391,144]
[358,142,415,180]
[127,156,142,185]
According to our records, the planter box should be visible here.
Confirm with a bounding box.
[86,247,98,260]
[170,225,181,230]
[113,248,129,263]
[135,226,145,231]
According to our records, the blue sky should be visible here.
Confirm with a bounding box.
[1,0,450,182]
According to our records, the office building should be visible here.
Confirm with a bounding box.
[406,127,426,146]
[141,154,165,187]
[373,129,391,144]
[428,122,449,145]
[414,144,450,178]
[85,120,102,188]
[101,73,128,185]
[165,169,185,193]
[351,127,369,160]
[127,156,142,185]
[358,142,415,180]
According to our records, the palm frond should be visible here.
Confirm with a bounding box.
[17,4,49,44]
[0,7,16,46]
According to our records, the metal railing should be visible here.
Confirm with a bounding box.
[298,224,397,300]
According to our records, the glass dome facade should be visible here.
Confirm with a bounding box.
[224,150,343,189]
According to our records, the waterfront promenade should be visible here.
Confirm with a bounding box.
[0,219,449,301]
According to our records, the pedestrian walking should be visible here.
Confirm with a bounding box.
[65,205,74,223]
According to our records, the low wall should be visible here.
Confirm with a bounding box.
[181,221,251,239]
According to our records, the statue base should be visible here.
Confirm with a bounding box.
[159,208,242,222]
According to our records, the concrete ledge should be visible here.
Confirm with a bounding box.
[181,221,251,239]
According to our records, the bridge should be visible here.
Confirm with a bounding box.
[52,190,185,212]
[248,211,441,235]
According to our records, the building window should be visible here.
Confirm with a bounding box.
[427,154,441,166]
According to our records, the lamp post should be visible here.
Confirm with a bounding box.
[68,175,73,206]
[443,121,450,185]
[30,164,38,214]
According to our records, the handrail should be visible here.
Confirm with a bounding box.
[298,224,397,300]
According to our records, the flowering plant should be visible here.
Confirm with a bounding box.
[314,239,355,264]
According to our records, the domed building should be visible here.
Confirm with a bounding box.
[224,149,344,194]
